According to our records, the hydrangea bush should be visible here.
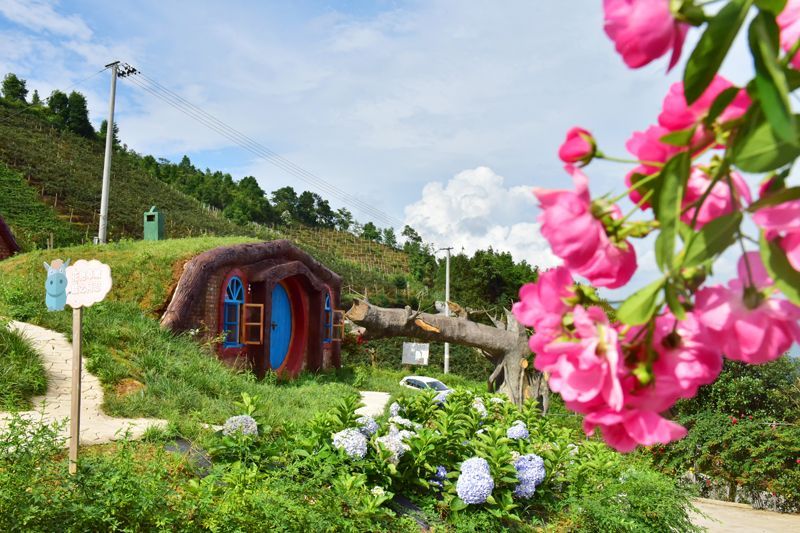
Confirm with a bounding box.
[514,0,800,452]
[287,387,699,528]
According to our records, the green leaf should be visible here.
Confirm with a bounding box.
[684,0,753,104]
[730,113,800,171]
[755,0,787,14]
[664,283,687,320]
[759,232,800,305]
[747,186,800,212]
[653,152,691,272]
[660,127,697,146]
[450,497,468,512]
[681,211,743,268]
[704,86,742,126]
[616,278,665,326]
[749,13,796,142]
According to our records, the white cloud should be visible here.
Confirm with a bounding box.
[0,0,91,40]
[403,166,559,267]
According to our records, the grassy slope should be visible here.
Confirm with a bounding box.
[0,325,47,410]
[0,238,481,429]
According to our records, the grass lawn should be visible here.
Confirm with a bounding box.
[0,325,47,410]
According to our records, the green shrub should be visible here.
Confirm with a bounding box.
[0,324,47,410]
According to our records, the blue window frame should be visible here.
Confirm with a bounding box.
[223,276,245,347]
[323,293,333,343]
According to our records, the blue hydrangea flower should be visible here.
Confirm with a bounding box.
[472,397,488,418]
[376,424,414,464]
[388,415,420,429]
[356,415,379,437]
[507,420,530,440]
[513,454,546,499]
[435,465,447,481]
[332,428,368,459]
[456,457,494,504]
[389,402,402,417]
[222,415,258,437]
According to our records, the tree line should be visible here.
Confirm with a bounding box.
[2,71,539,310]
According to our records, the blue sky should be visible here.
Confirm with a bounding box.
[0,0,765,299]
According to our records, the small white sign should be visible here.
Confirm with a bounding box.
[66,259,112,308]
[402,342,430,365]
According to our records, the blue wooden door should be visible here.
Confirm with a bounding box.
[270,283,292,369]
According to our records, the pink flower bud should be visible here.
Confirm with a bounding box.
[558,127,597,165]
[778,1,800,70]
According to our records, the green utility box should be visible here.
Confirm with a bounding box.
[143,206,164,241]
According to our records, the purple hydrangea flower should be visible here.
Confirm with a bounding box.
[332,428,368,459]
[513,454,546,499]
[456,457,494,504]
[435,465,447,481]
[389,402,402,417]
[356,415,379,437]
[222,415,258,436]
[507,420,529,440]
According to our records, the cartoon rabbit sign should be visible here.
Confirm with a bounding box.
[43,258,71,311]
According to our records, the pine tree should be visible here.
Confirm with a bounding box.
[47,90,69,125]
[98,119,120,147]
[30,89,41,106]
[2,73,28,103]
[65,91,94,137]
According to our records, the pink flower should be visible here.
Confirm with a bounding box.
[558,127,597,165]
[695,252,800,364]
[658,76,750,145]
[534,165,637,288]
[603,0,689,70]
[513,267,574,332]
[583,408,687,452]
[681,167,751,229]
[753,199,800,271]
[540,306,625,412]
[625,125,680,207]
[778,0,800,69]
[627,312,722,412]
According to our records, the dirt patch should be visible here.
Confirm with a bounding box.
[115,378,145,398]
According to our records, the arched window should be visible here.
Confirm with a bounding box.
[223,276,244,347]
[323,293,333,343]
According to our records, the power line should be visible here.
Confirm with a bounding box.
[119,64,404,228]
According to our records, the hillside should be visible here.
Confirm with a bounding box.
[0,103,411,298]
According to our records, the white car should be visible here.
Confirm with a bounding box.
[399,376,451,394]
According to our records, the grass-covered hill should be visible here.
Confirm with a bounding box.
[0,103,411,298]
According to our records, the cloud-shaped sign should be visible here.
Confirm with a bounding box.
[66,259,112,308]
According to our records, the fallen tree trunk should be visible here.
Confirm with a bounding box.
[346,299,548,410]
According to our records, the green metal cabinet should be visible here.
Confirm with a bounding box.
[143,206,164,241]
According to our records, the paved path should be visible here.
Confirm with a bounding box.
[356,391,391,418]
[0,321,166,445]
[691,498,800,532]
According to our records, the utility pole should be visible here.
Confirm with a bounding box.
[97,61,119,245]
[439,246,453,373]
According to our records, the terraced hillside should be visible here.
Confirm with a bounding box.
[0,105,410,297]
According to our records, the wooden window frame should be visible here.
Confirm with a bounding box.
[332,310,345,341]
[241,303,265,345]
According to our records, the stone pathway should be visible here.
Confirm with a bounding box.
[356,391,391,418]
[0,321,167,445]
[691,498,800,532]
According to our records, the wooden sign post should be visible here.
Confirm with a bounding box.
[69,306,83,475]
[44,259,112,475]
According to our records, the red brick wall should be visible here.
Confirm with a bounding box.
[0,238,11,261]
